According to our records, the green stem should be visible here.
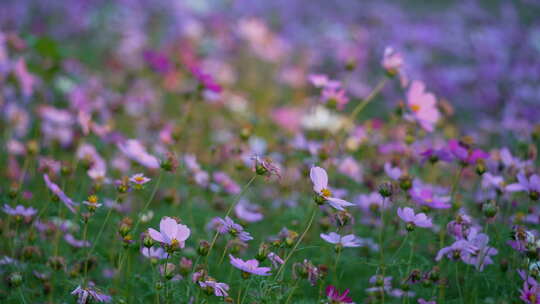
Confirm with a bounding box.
[275,206,318,280]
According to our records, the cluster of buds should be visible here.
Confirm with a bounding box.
[118,217,134,247]
[292,259,322,286]
[160,152,178,172]
[252,156,281,179]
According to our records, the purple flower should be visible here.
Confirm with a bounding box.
[43,174,77,213]
[384,163,402,180]
[462,228,498,271]
[141,247,168,260]
[229,255,271,276]
[311,166,353,211]
[215,216,253,242]
[148,217,191,249]
[326,285,353,303]
[267,252,284,268]
[397,207,433,229]
[418,299,437,304]
[506,172,540,199]
[320,232,362,248]
[410,186,451,209]
[199,281,230,297]
[2,204,37,218]
[64,234,90,248]
[435,240,477,263]
[71,285,111,303]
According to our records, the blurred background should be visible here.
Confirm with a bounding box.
[1,0,540,134]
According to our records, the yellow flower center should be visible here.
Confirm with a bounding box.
[321,188,332,197]
[87,195,98,204]
[171,238,179,247]
[410,104,421,113]
[135,176,145,183]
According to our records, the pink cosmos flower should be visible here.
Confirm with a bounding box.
[213,172,241,195]
[320,232,362,248]
[129,173,151,186]
[229,255,271,276]
[326,285,353,303]
[337,157,363,183]
[406,80,440,132]
[43,174,77,213]
[148,217,191,249]
[13,58,35,97]
[322,87,349,110]
[418,299,437,304]
[199,281,230,297]
[308,74,341,89]
[311,166,353,211]
[409,184,451,209]
[118,139,159,169]
[397,207,433,228]
[447,139,489,165]
[382,47,404,72]
[235,200,264,223]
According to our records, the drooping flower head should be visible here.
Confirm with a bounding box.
[311,166,353,211]
[229,254,271,277]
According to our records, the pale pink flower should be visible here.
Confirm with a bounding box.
[229,255,271,276]
[118,139,159,169]
[310,166,353,211]
[397,207,433,228]
[406,80,440,132]
[148,217,191,249]
[320,232,362,248]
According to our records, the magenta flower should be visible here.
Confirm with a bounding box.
[148,217,191,249]
[326,285,353,303]
[397,207,433,229]
[406,80,440,132]
[447,139,489,165]
[229,255,271,276]
[320,232,362,248]
[199,281,230,297]
[43,174,77,213]
[409,183,451,209]
[311,166,353,211]
[418,299,437,304]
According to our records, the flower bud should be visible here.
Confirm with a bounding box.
[9,272,23,287]
[256,243,270,262]
[197,240,210,256]
[399,175,412,191]
[482,200,498,218]
[378,182,393,198]
[313,195,326,205]
[143,235,154,248]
